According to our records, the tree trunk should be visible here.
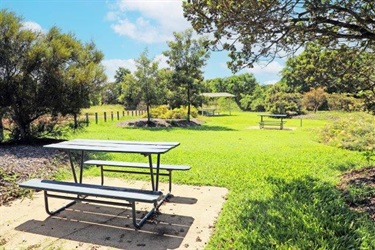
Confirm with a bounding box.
[187,84,191,122]
[17,121,31,142]
[74,114,78,129]
[146,104,151,124]
[0,112,3,142]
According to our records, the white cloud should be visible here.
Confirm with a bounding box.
[247,61,284,75]
[103,54,169,82]
[263,79,279,85]
[154,54,169,69]
[102,59,136,82]
[21,21,45,33]
[108,0,191,43]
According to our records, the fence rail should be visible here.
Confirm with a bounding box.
[80,110,145,125]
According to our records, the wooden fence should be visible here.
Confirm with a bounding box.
[80,110,146,126]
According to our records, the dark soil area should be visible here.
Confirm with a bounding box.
[0,142,69,205]
[337,166,375,221]
[117,118,203,128]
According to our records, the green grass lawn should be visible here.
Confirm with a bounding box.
[67,111,375,249]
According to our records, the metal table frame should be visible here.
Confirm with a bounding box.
[44,139,180,194]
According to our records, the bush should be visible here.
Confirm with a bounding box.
[326,93,364,112]
[319,113,375,151]
[148,105,198,119]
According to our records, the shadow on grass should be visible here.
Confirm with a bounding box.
[124,125,236,132]
[234,176,375,249]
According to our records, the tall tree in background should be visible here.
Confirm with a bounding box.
[133,49,160,124]
[281,43,375,112]
[163,29,210,122]
[102,67,131,104]
[183,1,375,72]
[114,67,131,83]
[0,10,106,141]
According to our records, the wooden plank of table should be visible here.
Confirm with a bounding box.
[44,139,180,154]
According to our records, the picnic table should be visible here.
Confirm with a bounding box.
[19,139,185,228]
[199,107,217,116]
[258,114,288,130]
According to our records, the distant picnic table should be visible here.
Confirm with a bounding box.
[258,114,288,130]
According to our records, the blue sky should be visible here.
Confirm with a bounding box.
[2,0,284,85]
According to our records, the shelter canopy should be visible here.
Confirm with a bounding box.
[201,92,235,98]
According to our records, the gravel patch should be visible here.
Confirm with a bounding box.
[0,145,69,205]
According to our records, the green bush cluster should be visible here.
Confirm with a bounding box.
[319,113,375,151]
[327,93,364,112]
[149,105,198,119]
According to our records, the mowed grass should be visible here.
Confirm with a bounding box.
[68,111,375,249]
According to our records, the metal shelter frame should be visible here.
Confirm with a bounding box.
[200,92,235,115]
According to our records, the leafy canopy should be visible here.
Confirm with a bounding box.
[0,10,106,141]
[183,0,375,72]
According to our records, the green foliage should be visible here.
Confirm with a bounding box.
[101,81,123,105]
[327,93,364,112]
[320,113,375,151]
[149,105,198,119]
[0,10,106,142]
[265,86,303,115]
[282,43,375,113]
[133,49,161,123]
[205,73,259,111]
[183,1,375,73]
[303,87,327,113]
[163,29,210,121]
[343,184,375,207]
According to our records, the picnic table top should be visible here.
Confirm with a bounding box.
[44,139,180,154]
[258,114,288,118]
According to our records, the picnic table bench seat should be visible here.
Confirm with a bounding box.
[84,160,191,192]
[259,120,286,130]
[19,178,162,229]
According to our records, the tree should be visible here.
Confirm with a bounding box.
[119,73,140,110]
[265,83,303,115]
[204,73,259,110]
[183,1,375,72]
[133,49,160,123]
[281,43,375,112]
[0,10,106,141]
[114,67,131,83]
[102,67,131,104]
[303,87,327,113]
[163,29,210,121]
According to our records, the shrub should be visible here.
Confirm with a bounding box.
[326,93,364,112]
[319,113,375,151]
[148,105,198,119]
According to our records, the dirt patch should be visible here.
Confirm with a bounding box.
[337,166,375,221]
[117,118,203,128]
[0,144,69,205]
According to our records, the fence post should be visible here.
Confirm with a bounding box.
[104,112,107,122]
[95,113,98,124]
[122,110,124,117]
[117,111,120,120]
[300,118,303,127]
[85,113,89,126]
[131,110,134,116]
[111,111,113,121]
